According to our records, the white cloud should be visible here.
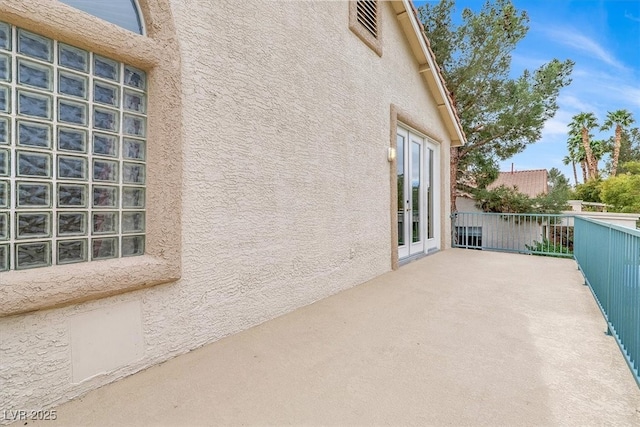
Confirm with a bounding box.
[543,27,627,70]
[558,94,598,113]
[542,117,570,137]
[603,83,640,109]
[541,110,574,139]
[511,53,548,70]
[499,14,639,182]
[554,66,639,115]
[625,12,640,23]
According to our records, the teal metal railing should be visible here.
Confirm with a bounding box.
[451,212,640,385]
[574,216,640,386]
[451,212,574,257]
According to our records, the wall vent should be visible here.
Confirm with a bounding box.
[356,0,378,38]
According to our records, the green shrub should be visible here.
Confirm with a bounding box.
[525,238,573,257]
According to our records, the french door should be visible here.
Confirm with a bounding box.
[397,126,439,259]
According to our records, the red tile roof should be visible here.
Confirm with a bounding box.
[488,169,549,198]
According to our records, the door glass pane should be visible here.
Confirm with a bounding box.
[412,142,421,243]
[427,147,434,239]
[397,135,404,246]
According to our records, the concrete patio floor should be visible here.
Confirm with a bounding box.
[27,249,640,426]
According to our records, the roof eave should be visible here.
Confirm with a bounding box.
[392,0,466,147]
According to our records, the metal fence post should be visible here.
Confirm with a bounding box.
[606,225,613,336]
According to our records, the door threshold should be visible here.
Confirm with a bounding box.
[398,248,439,267]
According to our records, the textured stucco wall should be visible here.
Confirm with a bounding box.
[457,196,482,213]
[0,0,453,416]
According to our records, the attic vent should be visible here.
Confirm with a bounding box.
[356,0,378,38]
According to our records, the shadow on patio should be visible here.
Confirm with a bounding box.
[27,249,640,426]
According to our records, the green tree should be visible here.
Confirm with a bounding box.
[572,178,602,203]
[534,191,570,213]
[474,185,534,213]
[474,184,569,214]
[600,172,640,213]
[547,167,570,193]
[617,160,640,175]
[613,127,640,167]
[601,110,635,177]
[590,139,607,174]
[474,168,570,214]
[418,0,574,212]
[569,112,599,178]
[539,167,571,212]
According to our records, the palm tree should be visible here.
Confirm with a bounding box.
[569,112,599,179]
[589,139,606,179]
[562,155,578,186]
[577,146,589,182]
[566,130,584,183]
[571,137,604,182]
[602,109,635,176]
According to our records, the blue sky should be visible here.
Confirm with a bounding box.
[416,0,640,185]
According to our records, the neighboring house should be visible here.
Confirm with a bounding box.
[457,168,549,212]
[487,169,548,197]
[0,0,465,414]
[455,169,640,250]
[457,169,549,211]
[455,169,549,249]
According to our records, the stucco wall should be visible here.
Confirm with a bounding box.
[457,196,481,213]
[0,0,453,415]
[569,212,640,229]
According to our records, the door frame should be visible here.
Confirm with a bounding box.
[424,139,440,253]
[393,120,441,266]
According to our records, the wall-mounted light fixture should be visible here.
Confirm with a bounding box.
[387,147,396,162]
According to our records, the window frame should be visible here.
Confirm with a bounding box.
[2,25,149,270]
[0,0,182,317]
[455,226,483,249]
[58,0,147,35]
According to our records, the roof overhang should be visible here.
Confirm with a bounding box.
[391,0,466,147]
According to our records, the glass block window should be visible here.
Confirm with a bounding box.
[0,22,147,271]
